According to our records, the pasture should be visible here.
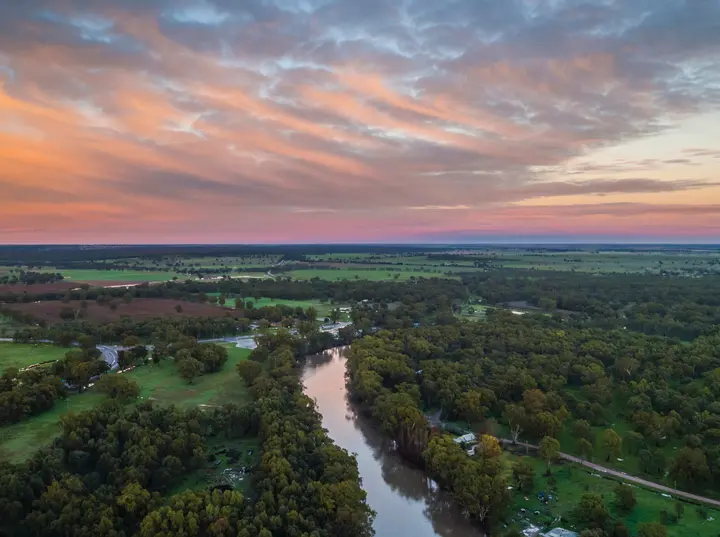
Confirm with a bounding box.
[0,343,67,373]
[287,268,457,281]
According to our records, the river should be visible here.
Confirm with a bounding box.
[302,347,484,537]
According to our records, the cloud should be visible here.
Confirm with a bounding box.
[1,0,719,242]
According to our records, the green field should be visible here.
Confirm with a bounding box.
[53,269,184,282]
[0,391,107,462]
[0,343,67,373]
[507,454,720,537]
[287,268,457,281]
[123,344,251,408]
[0,344,251,462]
[209,294,344,318]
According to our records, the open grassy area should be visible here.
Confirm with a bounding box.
[0,344,251,462]
[0,391,107,463]
[124,344,252,409]
[208,294,344,318]
[53,269,184,282]
[0,343,68,373]
[506,454,720,537]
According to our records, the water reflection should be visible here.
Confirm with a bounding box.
[303,347,484,537]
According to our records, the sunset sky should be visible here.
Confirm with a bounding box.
[1,0,719,244]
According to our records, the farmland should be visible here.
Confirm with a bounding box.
[286,268,456,281]
[3,298,239,324]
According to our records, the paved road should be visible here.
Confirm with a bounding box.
[500,439,720,508]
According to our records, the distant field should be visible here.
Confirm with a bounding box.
[508,454,720,537]
[0,344,251,462]
[0,343,67,373]
[287,269,457,281]
[0,281,79,294]
[209,294,342,318]
[50,269,183,282]
[4,298,237,324]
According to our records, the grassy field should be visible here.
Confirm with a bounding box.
[51,269,184,282]
[0,343,68,373]
[209,294,344,318]
[506,454,720,537]
[0,391,107,462]
[123,344,251,408]
[0,344,251,462]
[287,268,457,281]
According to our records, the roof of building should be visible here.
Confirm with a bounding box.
[541,528,578,537]
[453,432,477,444]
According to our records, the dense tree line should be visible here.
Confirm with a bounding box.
[0,270,64,285]
[0,401,259,537]
[236,331,374,537]
[346,313,720,507]
[464,270,720,339]
[10,315,245,345]
[0,367,65,425]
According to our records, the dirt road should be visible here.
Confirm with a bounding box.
[501,439,720,508]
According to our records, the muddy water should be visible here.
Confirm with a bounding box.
[302,347,484,537]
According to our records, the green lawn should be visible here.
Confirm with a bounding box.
[124,344,252,408]
[507,454,720,537]
[0,343,68,373]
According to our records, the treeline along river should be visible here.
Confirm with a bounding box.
[302,347,483,537]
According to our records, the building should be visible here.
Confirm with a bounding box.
[452,432,476,445]
[541,528,578,537]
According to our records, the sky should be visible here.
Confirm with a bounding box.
[1,0,719,244]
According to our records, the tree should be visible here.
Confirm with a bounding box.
[668,448,709,489]
[512,458,535,492]
[674,501,684,520]
[623,431,645,456]
[477,434,501,459]
[574,494,610,528]
[124,335,141,348]
[457,390,487,427]
[578,438,594,461]
[218,294,226,306]
[539,436,560,475]
[96,375,140,401]
[306,306,318,320]
[237,360,263,386]
[614,484,636,513]
[177,358,203,384]
[638,522,667,537]
[175,304,183,313]
[234,297,244,309]
[601,429,622,461]
[572,419,593,442]
[330,308,342,323]
[123,292,133,304]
